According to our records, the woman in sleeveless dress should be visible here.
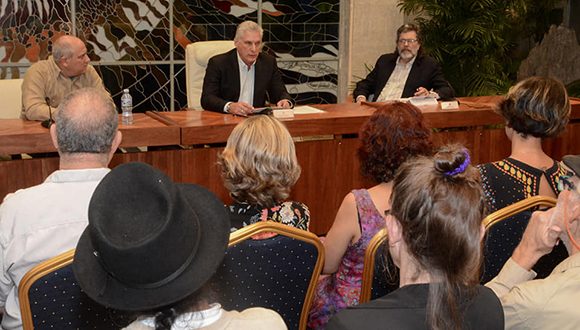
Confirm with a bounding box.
[307,102,434,328]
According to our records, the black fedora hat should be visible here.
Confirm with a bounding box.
[73,162,230,311]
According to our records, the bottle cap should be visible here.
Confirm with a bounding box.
[123,89,129,93]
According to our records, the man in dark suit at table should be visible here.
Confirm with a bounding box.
[353,23,454,103]
[0,88,121,330]
[201,21,292,116]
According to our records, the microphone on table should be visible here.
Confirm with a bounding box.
[41,97,54,128]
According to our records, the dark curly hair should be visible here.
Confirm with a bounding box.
[499,76,570,138]
[358,102,434,183]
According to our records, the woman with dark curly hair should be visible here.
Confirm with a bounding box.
[328,145,503,330]
[218,115,309,236]
[478,76,572,281]
[308,102,434,328]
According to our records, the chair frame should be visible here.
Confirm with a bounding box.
[18,249,75,330]
[359,228,388,304]
[482,195,557,231]
[227,221,324,330]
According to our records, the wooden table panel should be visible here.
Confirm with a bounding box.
[0,114,180,154]
[1,97,579,234]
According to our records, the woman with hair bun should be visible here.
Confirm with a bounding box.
[308,102,434,328]
[328,145,504,330]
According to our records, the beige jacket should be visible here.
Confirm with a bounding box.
[21,56,107,120]
[486,253,580,329]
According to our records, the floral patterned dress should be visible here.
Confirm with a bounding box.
[228,201,310,239]
[308,189,385,329]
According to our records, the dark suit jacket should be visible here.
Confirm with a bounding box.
[353,53,455,101]
[201,49,291,112]
[327,284,503,330]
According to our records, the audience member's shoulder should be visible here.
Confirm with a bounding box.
[227,307,287,329]
[476,284,501,304]
[281,200,309,211]
[1,182,49,205]
[466,285,504,328]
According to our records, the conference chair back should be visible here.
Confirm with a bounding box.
[210,221,324,330]
[0,78,24,119]
[359,228,399,303]
[18,249,133,330]
[481,195,567,282]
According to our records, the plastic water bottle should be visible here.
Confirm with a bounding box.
[121,89,133,125]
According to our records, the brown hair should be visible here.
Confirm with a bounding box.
[218,116,300,207]
[390,144,485,330]
[397,23,422,43]
[499,76,570,138]
[358,102,434,183]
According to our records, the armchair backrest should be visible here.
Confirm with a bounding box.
[185,40,235,110]
[18,249,133,330]
[210,221,324,330]
[359,228,398,303]
[0,78,24,119]
[481,195,567,282]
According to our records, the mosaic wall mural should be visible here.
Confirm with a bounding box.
[0,0,339,112]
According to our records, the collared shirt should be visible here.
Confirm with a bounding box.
[222,54,257,113]
[375,56,416,102]
[138,303,224,329]
[237,53,256,105]
[0,168,110,330]
[486,254,580,329]
[21,56,107,121]
[124,305,287,330]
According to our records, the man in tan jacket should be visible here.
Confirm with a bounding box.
[21,35,108,121]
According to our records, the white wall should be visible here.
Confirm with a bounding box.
[338,0,404,102]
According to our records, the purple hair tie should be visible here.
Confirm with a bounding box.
[445,150,471,177]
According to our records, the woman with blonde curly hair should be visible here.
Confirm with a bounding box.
[218,115,309,234]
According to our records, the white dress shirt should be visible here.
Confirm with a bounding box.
[237,53,256,105]
[223,54,256,113]
[375,56,416,102]
[0,168,110,330]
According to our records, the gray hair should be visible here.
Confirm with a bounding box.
[55,88,118,154]
[234,21,263,41]
[52,36,77,61]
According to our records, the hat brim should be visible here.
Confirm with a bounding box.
[73,184,230,311]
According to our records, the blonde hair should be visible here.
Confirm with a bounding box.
[218,116,300,207]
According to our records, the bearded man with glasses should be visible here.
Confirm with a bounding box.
[353,23,454,103]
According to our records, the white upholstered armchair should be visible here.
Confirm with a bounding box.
[185,40,235,110]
